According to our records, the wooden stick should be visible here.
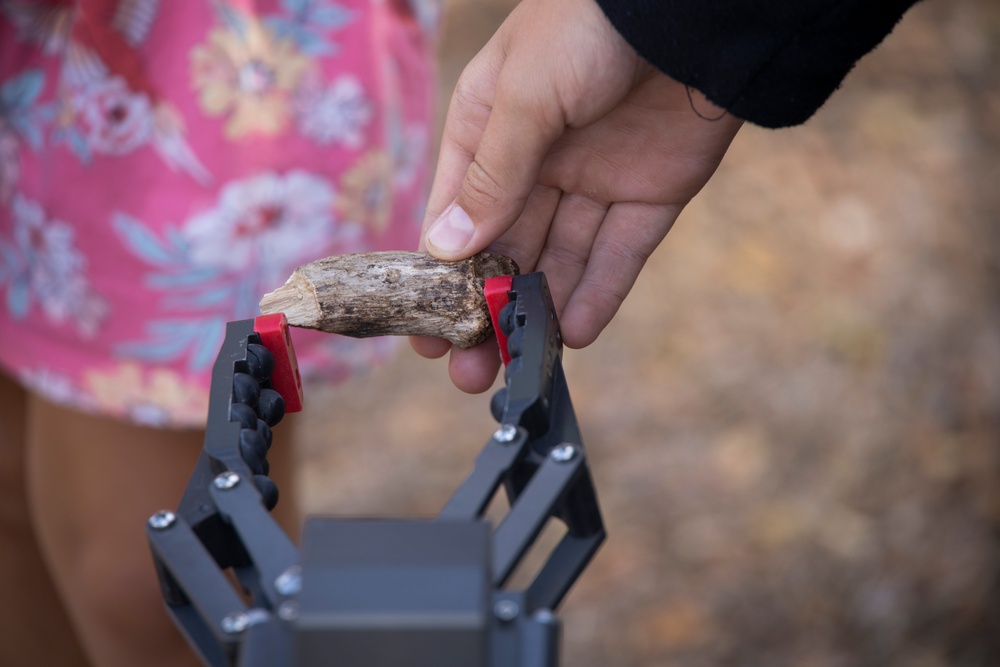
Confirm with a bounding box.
[259,251,519,348]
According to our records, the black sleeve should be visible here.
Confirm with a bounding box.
[593,0,921,128]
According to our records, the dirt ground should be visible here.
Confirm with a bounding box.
[297,1,1000,665]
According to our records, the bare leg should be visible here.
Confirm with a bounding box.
[0,372,91,667]
[25,394,300,667]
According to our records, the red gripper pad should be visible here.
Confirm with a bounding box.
[484,275,514,366]
[253,313,304,413]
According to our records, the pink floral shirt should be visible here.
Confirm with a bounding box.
[0,0,438,427]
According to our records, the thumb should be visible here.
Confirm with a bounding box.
[424,72,565,260]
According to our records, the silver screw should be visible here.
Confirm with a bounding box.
[493,424,517,443]
[278,600,300,621]
[550,444,577,462]
[245,608,270,626]
[534,609,556,625]
[147,510,176,530]
[221,611,250,634]
[494,599,520,622]
[214,471,241,490]
[274,565,302,596]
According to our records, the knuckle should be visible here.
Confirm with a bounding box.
[453,74,483,112]
[604,234,655,269]
[581,273,628,308]
[543,243,590,272]
[462,157,507,210]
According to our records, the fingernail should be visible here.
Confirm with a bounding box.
[426,203,474,254]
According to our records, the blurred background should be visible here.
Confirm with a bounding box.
[298,1,1000,665]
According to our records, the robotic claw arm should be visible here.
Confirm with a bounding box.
[146,272,606,667]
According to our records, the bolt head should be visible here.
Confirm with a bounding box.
[274,565,302,596]
[278,600,300,621]
[494,599,520,622]
[550,444,577,462]
[214,471,241,490]
[221,611,250,634]
[533,609,556,625]
[493,424,518,443]
[147,510,176,530]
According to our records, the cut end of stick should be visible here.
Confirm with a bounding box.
[259,273,321,328]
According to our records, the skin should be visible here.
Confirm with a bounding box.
[412,0,743,393]
[0,370,299,667]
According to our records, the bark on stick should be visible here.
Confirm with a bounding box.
[259,251,519,348]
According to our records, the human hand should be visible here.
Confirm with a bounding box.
[412,0,743,392]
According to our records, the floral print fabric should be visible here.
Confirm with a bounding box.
[0,0,437,427]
